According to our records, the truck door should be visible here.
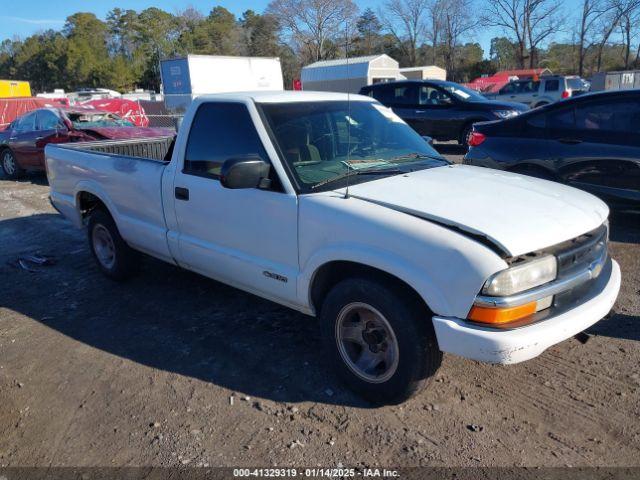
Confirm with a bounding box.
[169,101,299,305]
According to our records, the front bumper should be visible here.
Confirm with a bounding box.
[432,258,621,364]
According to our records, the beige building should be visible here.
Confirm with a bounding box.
[399,66,447,81]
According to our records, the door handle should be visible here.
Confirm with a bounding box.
[9,137,16,140]
[36,136,44,140]
[558,138,583,145]
[415,110,426,114]
[175,187,189,201]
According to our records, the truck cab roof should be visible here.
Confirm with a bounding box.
[194,90,376,104]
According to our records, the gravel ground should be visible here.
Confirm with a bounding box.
[0,166,638,469]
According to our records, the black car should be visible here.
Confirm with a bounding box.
[359,80,528,145]
[463,89,640,210]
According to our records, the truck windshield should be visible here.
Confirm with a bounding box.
[260,100,448,192]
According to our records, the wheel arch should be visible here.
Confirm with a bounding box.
[309,261,435,319]
[75,189,116,225]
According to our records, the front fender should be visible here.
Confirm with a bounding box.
[299,243,451,317]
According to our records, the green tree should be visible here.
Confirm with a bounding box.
[64,13,110,88]
[355,8,383,55]
[13,31,68,91]
[240,10,281,57]
[490,37,517,70]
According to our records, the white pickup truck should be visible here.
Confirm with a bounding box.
[46,91,621,404]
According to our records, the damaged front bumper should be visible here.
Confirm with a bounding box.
[431,258,621,364]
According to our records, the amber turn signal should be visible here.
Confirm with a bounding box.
[468,302,537,325]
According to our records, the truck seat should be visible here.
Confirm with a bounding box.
[279,124,321,164]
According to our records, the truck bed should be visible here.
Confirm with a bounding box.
[46,136,175,263]
[60,135,175,162]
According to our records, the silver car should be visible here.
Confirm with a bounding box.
[486,76,589,108]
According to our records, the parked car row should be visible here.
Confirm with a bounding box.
[464,89,640,210]
[360,78,639,211]
[0,107,172,179]
[360,80,529,146]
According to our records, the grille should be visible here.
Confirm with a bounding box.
[554,224,608,279]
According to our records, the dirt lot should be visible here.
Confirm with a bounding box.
[0,167,639,469]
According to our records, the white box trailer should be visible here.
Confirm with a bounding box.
[301,54,400,94]
[160,55,284,114]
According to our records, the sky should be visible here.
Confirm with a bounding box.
[0,0,583,59]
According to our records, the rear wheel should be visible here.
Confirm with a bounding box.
[1,149,25,179]
[87,209,139,281]
[320,277,442,404]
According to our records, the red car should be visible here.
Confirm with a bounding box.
[0,107,173,179]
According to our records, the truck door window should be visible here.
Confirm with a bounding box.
[184,103,270,179]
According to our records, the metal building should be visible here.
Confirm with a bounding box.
[301,54,401,93]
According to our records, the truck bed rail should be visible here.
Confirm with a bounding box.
[62,135,175,162]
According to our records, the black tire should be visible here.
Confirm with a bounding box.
[87,209,139,281]
[319,277,442,405]
[459,123,474,147]
[1,149,25,179]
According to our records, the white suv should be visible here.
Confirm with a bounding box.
[487,76,589,108]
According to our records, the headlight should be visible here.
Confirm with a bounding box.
[482,255,557,296]
[493,110,520,119]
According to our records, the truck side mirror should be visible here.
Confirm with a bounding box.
[422,135,434,146]
[220,156,271,189]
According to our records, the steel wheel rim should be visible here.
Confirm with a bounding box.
[335,302,400,384]
[92,224,116,269]
[3,151,15,175]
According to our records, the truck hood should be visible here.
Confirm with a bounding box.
[345,165,608,257]
[78,126,174,140]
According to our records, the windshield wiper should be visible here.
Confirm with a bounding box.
[310,168,405,190]
[386,152,447,163]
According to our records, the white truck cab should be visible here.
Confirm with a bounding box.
[46,91,621,404]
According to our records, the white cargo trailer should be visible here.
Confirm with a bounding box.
[301,54,400,93]
[160,55,284,114]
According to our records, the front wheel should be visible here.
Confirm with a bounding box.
[1,149,25,179]
[320,277,442,404]
[87,209,139,281]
